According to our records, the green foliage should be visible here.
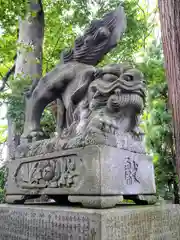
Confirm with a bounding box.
[41,107,56,137]
[7,75,32,134]
[138,41,177,200]
[0,167,6,203]
[0,125,7,144]
[0,1,25,30]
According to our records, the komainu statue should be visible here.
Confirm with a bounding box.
[6,5,157,208]
[22,5,127,140]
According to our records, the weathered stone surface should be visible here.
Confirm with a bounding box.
[0,204,180,239]
[15,131,146,159]
[6,145,155,207]
[68,196,124,208]
[17,62,146,159]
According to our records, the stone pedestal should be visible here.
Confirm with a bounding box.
[0,204,180,240]
[6,145,156,208]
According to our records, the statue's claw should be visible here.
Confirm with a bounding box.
[63,135,84,149]
[22,130,45,142]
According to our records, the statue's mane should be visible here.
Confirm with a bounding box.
[61,5,126,66]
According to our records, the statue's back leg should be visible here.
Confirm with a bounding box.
[22,63,74,140]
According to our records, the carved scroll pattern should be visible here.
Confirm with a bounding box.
[15,155,82,189]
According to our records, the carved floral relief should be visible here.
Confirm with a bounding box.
[15,156,81,189]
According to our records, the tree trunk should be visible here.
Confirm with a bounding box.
[7,117,20,160]
[8,0,44,158]
[159,0,180,193]
[15,0,44,86]
[173,175,180,204]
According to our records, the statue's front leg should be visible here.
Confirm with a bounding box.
[21,97,43,141]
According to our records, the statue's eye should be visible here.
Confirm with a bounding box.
[103,74,117,82]
[124,74,133,81]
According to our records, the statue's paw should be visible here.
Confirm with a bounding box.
[30,130,45,140]
[22,130,45,142]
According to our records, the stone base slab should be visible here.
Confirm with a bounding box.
[6,145,156,207]
[0,204,180,239]
[6,194,157,208]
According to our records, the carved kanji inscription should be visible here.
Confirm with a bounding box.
[124,157,140,185]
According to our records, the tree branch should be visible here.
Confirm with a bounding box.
[0,63,15,92]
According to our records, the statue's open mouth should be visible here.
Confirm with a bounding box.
[120,89,145,99]
[87,71,146,116]
[107,91,144,113]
